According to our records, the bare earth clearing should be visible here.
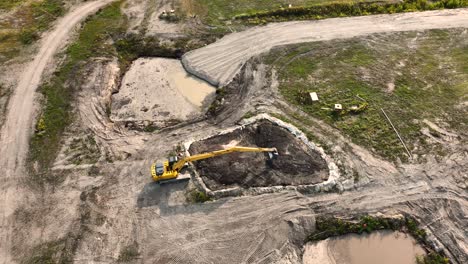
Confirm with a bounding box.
[0,2,467,263]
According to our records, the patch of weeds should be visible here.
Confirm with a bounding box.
[21,237,74,264]
[307,215,450,263]
[0,0,65,62]
[185,0,467,29]
[416,253,450,264]
[242,111,255,119]
[234,0,468,24]
[29,1,124,175]
[308,215,405,241]
[118,242,140,262]
[115,34,184,69]
[0,0,24,10]
[19,29,39,45]
[143,124,158,133]
[187,190,211,203]
[29,0,65,31]
[68,136,101,165]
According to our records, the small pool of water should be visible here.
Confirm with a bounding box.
[169,68,215,107]
[303,231,425,264]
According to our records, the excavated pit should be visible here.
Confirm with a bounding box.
[189,121,329,191]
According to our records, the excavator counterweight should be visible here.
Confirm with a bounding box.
[151,146,278,183]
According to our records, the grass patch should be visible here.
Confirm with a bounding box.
[242,111,255,119]
[417,253,450,264]
[118,242,140,262]
[182,0,380,26]
[234,0,467,24]
[187,190,211,203]
[0,0,65,62]
[114,34,209,70]
[0,0,24,10]
[29,1,125,177]
[267,29,468,161]
[182,0,467,28]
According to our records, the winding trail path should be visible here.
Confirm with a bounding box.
[0,0,116,262]
[182,8,468,87]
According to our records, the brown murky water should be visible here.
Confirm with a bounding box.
[303,231,426,264]
[169,69,215,107]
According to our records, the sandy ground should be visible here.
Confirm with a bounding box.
[1,4,467,264]
[0,0,118,262]
[123,0,183,35]
[182,8,468,87]
[111,58,215,128]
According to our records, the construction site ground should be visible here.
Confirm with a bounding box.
[0,0,466,263]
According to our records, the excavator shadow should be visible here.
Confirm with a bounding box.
[137,180,189,208]
[136,180,227,215]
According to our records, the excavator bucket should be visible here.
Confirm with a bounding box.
[266,148,278,167]
[268,148,279,160]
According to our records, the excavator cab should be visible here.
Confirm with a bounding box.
[154,162,165,176]
[168,156,179,170]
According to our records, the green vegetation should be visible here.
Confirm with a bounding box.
[242,111,255,119]
[0,0,24,10]
[66,136,101,165]
[417,253,450,264]
[0,0,65,62]
[183,0,467,27]
[267,29,468,161]
[29,1,125,175]
[308,215,449,263]
[187,190,211,203]
[309,215,407,241]
[235,0,468,24]
[21,237,74,264]
[118,242,140,262]
[115,34,206,70]
[184,0,373,26]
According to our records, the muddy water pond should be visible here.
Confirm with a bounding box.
[303,231,425,264]
[169,68,215,107]
[111,58,215,126]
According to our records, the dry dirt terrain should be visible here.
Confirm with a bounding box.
[0,1,467,263]
[0,1,118,262]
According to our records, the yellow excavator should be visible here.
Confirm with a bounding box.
[151,146,278,183]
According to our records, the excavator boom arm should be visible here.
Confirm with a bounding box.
[172,146,277,171]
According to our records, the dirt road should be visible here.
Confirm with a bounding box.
[0,0,116,262]
[182,8,468,87]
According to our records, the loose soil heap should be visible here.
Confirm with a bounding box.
[189,121,329,190]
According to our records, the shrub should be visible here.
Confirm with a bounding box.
[19,29,39,45]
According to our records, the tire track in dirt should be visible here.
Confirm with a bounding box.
[182,8,468,87]
[0,0,116,262]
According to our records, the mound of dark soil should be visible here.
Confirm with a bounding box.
[188,121,329,191]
